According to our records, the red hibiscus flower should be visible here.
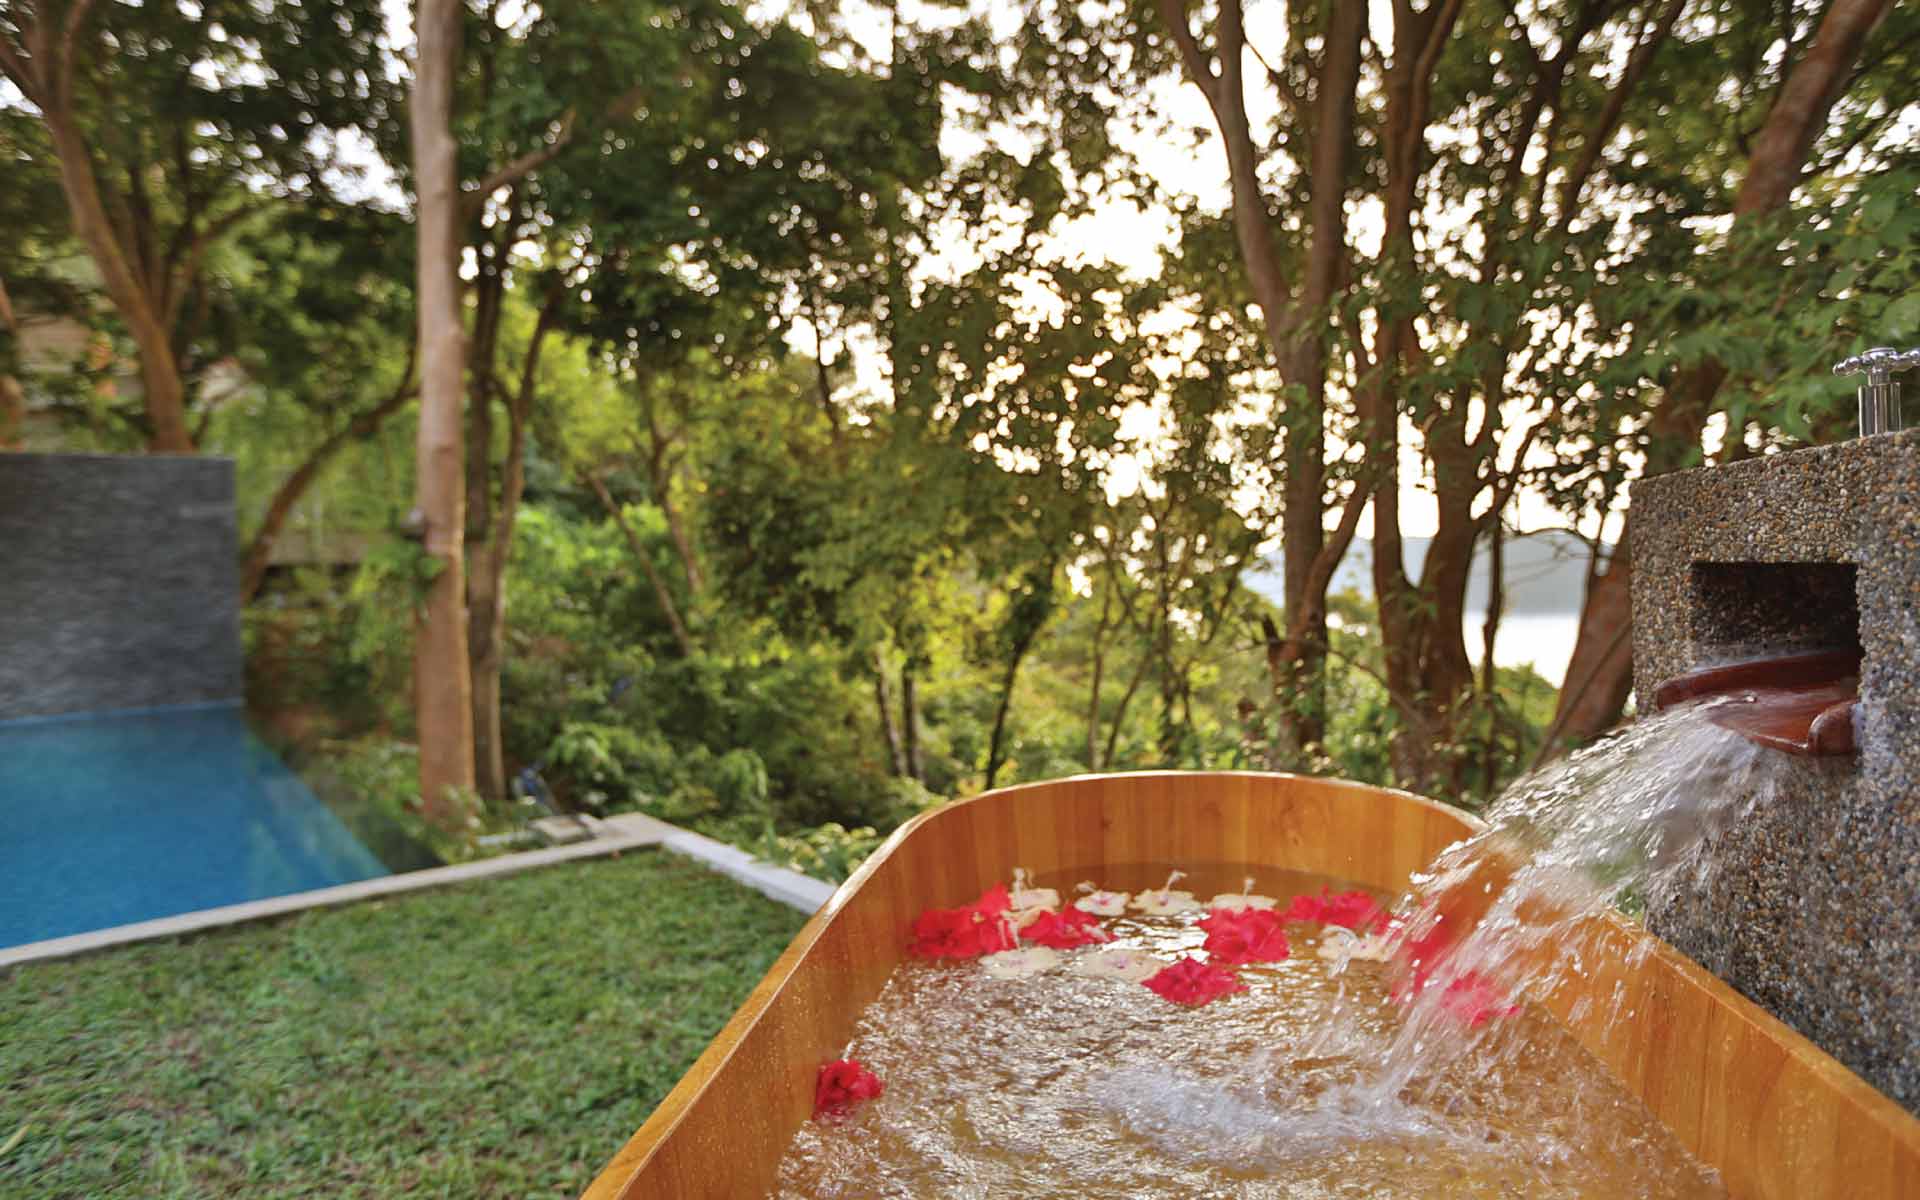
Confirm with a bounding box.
[813,1058,884,1119]
[1020,905,1114,949]
[1396,969,1520,1029]
[1438,971,1521,1027]
[1142,956,1247,1006]
[1280,887,1389,933]
[1198,906,1291,965]
[908,885,1018,959]
[1390,902,1466,992]
[973,882,1012,917]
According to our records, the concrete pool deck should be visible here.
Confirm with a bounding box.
[0,811,835,970]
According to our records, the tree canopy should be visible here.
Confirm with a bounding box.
[6,0,1915,855]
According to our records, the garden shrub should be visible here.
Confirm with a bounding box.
[308,737,530,866]
[751,821,884,883]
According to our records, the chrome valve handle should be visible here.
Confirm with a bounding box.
[1833,346,1919,436]
[1833,346,1920,385]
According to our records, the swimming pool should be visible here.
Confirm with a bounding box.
[0,704,391,948]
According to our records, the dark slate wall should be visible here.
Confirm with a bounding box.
[0,454,242,721]
[1631,429,1920,1113]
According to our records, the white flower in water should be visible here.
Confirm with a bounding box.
[1129,889,1199,916]
[1315,927,1394,963]
[1071,949,1164,982]
[1012,906,1054,930]
[1207,892,1277,911]
[1009,888,1060,912]
[1208,876,1275,911]
[1129,869,1197,915]
[1007,867,1059,913]
[1072,886,1128,917]
[981,946,1061,978]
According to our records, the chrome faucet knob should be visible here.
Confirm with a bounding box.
[1834,347,1919,437]
[1834,347,1920,385]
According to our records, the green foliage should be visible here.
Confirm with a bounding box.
[752,822,884,885]
[356,536,448,616]
[21,0,1910,868]
[309,738,529,865]
[315,538,444,730]
[243,575,390,740]
[543,722,681,814]
[0,854,805,1198]
[3,0,408,443]
[1645,167,1920,446]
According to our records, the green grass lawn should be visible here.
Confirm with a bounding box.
[0,851,808,1198]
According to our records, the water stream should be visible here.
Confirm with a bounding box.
[1336,697,1780,1111]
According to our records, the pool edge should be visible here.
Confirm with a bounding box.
[0,814,829,970]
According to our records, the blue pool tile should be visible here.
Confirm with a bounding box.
[0,705,389,948]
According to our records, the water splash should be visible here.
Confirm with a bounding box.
[1340,698,1781,1108]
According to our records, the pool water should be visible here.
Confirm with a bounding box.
[0,705,391,948]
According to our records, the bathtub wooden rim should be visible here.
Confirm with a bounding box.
[580,770,1920,1200]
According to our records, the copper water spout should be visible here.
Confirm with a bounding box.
[1651,648,1860,756]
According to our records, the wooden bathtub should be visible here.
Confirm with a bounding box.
[582,772,1920,1199]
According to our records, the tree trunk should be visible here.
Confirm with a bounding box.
[1085,581,1112,771]
[1156,625,1187,765]
[1544,0,1890,754]
[987,564,1057,785]
[460,256,501,802]
[1478,515,1506,804]
[805,284,842,441]
[1380,514,1480,792]
[410,0,477,823]
[0,373,21,450]
[467,561,508,803]
[1274,1,1366,754]
[464,255,505,552]
[466,291,556,803]
[239,364,415,603]
[1387,0,1669,779]
[872,646,908,777]
[1156,0,1366,758]
[985,643,1033,790]
[0,275,23,449]
[1368,0,1468,794]
[901,662,924,783]
[640,396,705,595]
[1103,643,1154,769]
[1540,529,1636,759]
[1479,515,1505,698]
[1734,0,1892,219]
[588,473,696,658]
[41,106,193,452]
[657,492,704,597]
